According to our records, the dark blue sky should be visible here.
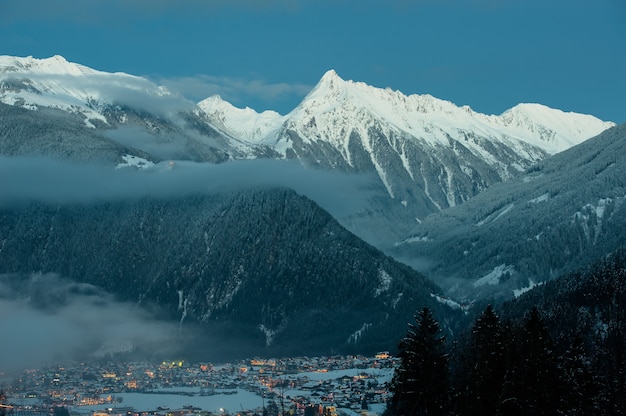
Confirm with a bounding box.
[3,0,625,122]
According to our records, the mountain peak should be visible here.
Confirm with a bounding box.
[290,69,353,116]
[311,69,348,95]
[198,94,285,142]
[199,94,227,106]
[499,103,616,153]
[50,54,69,64]
[0,54,99,77]
[319,69,344,83]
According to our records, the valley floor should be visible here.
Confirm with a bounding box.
[2,355,396,416]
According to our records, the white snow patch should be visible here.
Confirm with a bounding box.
[393,235,431,246]
[375,269,392,296]
[595,198,611,219]
[430,293,468,313]
[513,279,543,297]
[258,324,277,347]
[178,290,189,327]
[473,264,514,287]
[391,292,403,309]
[493,203,514,221]
[177,290,184,310]
[529,193,550,204]
[420,165,442,210]
[116,154,154,169]
[398,143,415,181]
[476,203,514,226]
[347,323,372,344]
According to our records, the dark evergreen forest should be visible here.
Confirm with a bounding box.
[385,249,626,415]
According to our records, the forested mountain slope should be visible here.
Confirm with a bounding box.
[392,123,626,300]
[0,188,454,360]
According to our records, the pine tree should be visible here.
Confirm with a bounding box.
[461,305,507,416]
[560,332,597,414]
[500,307,562,415]
[386,307,449,416]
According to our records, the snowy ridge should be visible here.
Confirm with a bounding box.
[0,56,616,217]
[197,95,285,143]
[282,70,613,156]
[250,69,615,210]
[0,54,100,76]
[497,103,614,154]
[0,55,192,127]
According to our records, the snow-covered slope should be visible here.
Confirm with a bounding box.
[0,55,193,127]
[254,70,613,214]
[496,103,614,154]
[198,95,285,143]
[390,123,626,300]
[281,69,612,157]
[0,55,252,162]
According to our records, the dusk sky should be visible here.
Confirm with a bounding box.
[3,0,625,123]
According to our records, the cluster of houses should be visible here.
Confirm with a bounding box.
[1,353,396,416]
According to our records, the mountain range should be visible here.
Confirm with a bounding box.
[0,54,622,359]
[1,55,614,247]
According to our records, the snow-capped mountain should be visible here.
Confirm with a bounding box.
[0,55,258,162]
[280,70,606,155]
[0,55,615,247]
[254,70,613,212]
[0,55,192,127]
[201,69,611,246]
[198,95,285,143]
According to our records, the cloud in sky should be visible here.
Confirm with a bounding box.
[158,74,312,110]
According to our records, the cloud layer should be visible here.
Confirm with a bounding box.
[0,156,378,222]
[0,273,182,372]
[158,74,312,111]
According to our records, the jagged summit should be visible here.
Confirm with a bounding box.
[312,69,350,94]
[1,54,111,77]
[285,69,614,155]
[198,94,285,142]
[319,69,343,83]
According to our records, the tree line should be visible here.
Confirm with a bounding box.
[385,250,626,415]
